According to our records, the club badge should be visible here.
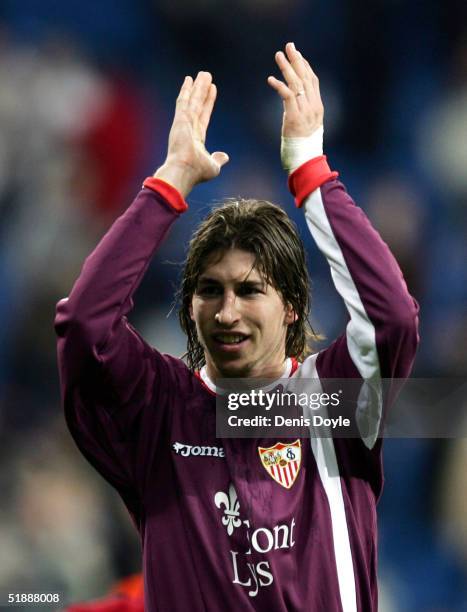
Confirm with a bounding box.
[258,440,301,489]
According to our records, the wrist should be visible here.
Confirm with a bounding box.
[143,177,188,213]
[153,160,197,198]
[281,126,324,174]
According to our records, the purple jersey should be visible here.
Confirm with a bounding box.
[55,165,419,611]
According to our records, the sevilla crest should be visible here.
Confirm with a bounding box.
[258,440,301,489]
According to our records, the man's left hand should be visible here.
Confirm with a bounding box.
[267,42,324,139]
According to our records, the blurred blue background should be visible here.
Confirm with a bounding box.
[0,0,466,610]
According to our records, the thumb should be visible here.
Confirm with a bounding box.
[211,151,229,168]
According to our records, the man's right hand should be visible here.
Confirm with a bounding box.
[154,72,229,198]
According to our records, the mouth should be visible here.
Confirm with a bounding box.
[211,332,250,352]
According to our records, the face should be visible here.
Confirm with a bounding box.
[190,248,296,380]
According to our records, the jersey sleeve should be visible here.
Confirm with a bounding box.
[290,157,420,448]
[54,182,188,514]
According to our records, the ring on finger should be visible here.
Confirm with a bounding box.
[296,90,305,97]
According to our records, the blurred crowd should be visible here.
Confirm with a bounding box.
[0,0,465,610]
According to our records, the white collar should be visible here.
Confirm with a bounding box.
[199,357,293,395]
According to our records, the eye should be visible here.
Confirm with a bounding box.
[197,285,222,296]
[237,285,263,296]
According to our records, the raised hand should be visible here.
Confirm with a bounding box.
[267,42,324,138]
[155,72,229,197]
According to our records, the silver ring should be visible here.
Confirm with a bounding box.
[296,90,305,97]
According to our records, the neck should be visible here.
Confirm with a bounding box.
[205,357,289,383]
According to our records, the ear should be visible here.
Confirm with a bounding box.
[189,301,194,321]
[284,303,298,325]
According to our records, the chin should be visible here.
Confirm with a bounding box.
[214,359,252,379]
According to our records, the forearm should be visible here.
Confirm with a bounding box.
[55,185,184,351]
[291,161,419,379]
[306,178,418,327]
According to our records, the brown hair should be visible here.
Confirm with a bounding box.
[178,199,318,371]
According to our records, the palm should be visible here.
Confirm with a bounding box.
[166,73,228,184]
[168,111,216,181]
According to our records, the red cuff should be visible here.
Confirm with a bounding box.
[142,177,188,213]
[288,156,339,208]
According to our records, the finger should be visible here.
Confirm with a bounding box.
[189,71,213,118]
[285,42,308,80]
[211,151,229,168]
[267,76,297,102]
[284,43,315,101]
[199,83,217,141]
[275,51,303,95]
[175,76,193,112]
[302,55,318,80]
[267,76,299,112]
[299,54,321,95]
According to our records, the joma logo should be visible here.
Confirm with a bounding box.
[172,442,225,458]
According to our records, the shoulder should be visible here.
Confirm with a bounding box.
[293,338,360,380]
[156,352,213,400]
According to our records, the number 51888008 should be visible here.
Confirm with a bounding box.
[7,593,60,605]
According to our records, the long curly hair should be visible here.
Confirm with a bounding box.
[178,198,319,371]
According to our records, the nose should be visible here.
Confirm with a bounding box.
[215,292,240,326]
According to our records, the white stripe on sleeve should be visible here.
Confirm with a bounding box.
[303,188,383,449]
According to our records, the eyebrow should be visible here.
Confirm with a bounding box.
[196,277,266,288]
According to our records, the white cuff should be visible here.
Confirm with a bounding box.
[281,126,324,174]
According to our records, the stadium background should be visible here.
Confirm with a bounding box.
[0,0,465,609]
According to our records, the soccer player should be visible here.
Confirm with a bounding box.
[55,43,419,611]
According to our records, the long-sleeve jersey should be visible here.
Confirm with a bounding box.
[55,158,419,612]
